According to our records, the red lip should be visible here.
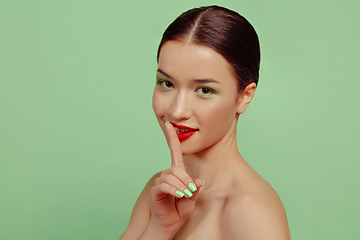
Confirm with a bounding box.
[170,122,198,141]
[171,122,197,130]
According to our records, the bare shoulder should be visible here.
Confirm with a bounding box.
[221,180,291,240]
[120,172,161,240]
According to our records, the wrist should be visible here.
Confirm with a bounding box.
[137,217,178,240]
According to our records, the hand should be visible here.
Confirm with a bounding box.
[148,122,203,234]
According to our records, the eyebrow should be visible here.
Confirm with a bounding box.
[194,79,220,84]
[156,68,221,84]
[157,68,172,79]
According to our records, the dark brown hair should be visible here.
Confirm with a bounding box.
[157,5,260,91]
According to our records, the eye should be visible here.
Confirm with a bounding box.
[156,79,174,90]
[162,81,174,88]
[197,87,211,94]
[195,87,217,97]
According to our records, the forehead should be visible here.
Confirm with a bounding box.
[158,41,236,84]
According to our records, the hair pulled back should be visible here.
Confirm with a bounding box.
[157,5,260,91]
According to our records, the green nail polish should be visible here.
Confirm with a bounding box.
[188,183,197,192]
[176,190,184,198]
[184,189,193,198]
[200,179,205,187]
[165,121,169,126]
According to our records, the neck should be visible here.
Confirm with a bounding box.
[183,123,246,190]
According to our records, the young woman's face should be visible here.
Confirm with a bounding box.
[153,41,242,155]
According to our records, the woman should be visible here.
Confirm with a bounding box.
[121,5,290,240]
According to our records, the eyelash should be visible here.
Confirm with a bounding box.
[195,86,217,96]
[156,80,217,96]
[157,80,174,89]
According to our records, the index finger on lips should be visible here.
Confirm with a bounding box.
[165,121,185,170]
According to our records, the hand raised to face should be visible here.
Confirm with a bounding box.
[147,121,203,236]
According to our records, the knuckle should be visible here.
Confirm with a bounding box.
[171,166,181,174]
[167,167,176,175]
[163,174,172,182]
[160,170,166,176]
[159,182,167,192]
[173,167,187,178]
[154,177,161,185]
[150,185,157,195]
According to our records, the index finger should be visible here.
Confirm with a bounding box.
[165,121,185,170]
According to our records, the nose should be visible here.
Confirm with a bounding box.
[169,90,192,121]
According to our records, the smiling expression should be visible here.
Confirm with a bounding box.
[152,41,245,155]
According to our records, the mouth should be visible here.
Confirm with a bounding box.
[170,122,198,141]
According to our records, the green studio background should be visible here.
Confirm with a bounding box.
[0,0,359,239]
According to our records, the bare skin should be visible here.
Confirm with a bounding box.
[120,41,291,240]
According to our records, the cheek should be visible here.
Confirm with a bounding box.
[198,100,236,131]
[152,91,167,119]
[152,93,161,117]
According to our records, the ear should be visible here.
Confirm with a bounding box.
[236,82,256,114]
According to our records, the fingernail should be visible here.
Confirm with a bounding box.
[184,189,193,198]
[188,182,197,192]
[176,190,185,198]
[165,121,170,126]
[200,179,205,187]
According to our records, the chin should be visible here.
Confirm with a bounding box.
[180,140,213,156]
[178,141,197,156]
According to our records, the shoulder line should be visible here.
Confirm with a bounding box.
[221,191,290,240]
